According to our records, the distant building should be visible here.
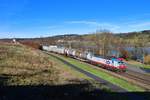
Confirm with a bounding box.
[12,39,19,44]
[12,39,16,43]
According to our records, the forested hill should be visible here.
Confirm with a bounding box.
[117,30,150,39]
[0,30,150,46]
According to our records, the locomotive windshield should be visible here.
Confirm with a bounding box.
[118,61,125,65]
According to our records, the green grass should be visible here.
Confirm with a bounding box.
[140,65,150,69]
[47,54,91,80]
[47,53,111,91]
[144,65,150,69]
[51,53,145,92]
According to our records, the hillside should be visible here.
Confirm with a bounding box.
[0,43,58,85]
[0,30,150,46]
[0,42,112,100]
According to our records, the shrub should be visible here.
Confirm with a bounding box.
[119,49,131,60]
[20,41,41,49]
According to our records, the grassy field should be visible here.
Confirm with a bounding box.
[1,43,119,100]
[51,53,145,92]
[0,43,58,85]
[0,43,103,86]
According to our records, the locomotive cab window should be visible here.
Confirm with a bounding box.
[118,61,125,65]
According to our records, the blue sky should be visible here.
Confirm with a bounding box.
[0,0,150,38]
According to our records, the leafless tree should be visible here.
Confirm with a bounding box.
[132,34,148,63]
[92,29,114,57]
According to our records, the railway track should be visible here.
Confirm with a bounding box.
[88,63,150,90]
[123,73,150,86]
[44,51,150,91]
[90,65,150,90]
[44,51,126,92]
[127,70,150,82]
[78,57,150,90]
[74,56,150,91]
[119,70,150,91]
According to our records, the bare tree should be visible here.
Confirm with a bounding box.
[133,34,148,63]
[93,29,114,57]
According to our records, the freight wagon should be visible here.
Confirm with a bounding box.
[42,45,127,72]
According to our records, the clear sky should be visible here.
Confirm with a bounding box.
[0,0,150,38]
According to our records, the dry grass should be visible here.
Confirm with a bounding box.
[0,43,58,85]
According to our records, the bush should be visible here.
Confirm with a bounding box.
[119,49,131,60]
[20,41,41,49]
[144,55,150,64]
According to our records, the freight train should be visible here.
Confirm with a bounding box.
[42,45,127,72]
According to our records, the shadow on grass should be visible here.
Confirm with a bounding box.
[0,75,150,100]
[0,85,150,100]
[0,74,10,86]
